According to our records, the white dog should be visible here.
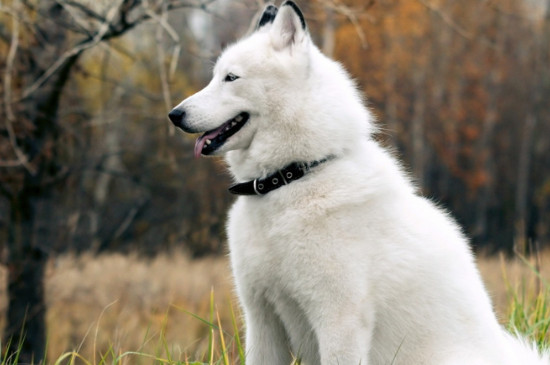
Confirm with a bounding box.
[168,2,549,364]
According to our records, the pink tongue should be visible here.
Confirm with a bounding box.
[193,123,227,158]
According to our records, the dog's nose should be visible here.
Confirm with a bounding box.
[168,108,186,128]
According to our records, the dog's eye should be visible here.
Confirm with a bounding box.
[224,73,239,82]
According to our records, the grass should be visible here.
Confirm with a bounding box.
[503,254,550,350]
[1,287,245,365]
[0,250,549,364]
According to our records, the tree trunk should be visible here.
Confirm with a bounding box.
[5,192,47,364]
[2,0,210,360]
[514,115,536,254]
[2,3,80,358]
[473,8,504,242]
[322,6,335,57]
[411,67,427,188]
[383,32,398,148]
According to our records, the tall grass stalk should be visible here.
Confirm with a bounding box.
[503,252,550,352]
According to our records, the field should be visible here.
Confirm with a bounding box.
[0,250,549,364]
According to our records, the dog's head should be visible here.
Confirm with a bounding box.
[169,1,371,178]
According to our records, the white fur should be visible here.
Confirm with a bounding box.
[173,3,549,364]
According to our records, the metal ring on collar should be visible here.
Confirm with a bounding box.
[253,179,262,195]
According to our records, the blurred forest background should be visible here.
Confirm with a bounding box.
[0,0,549,362]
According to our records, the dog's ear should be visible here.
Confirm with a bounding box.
[269,1,308,51]
[257,4,278,30]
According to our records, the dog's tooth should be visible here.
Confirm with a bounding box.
[231,122,237,127]
[235,115,243,122]
[205,139,211,146]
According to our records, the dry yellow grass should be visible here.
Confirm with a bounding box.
[478,250,550,322]
[0,249,549,363]
[1,252,237,363]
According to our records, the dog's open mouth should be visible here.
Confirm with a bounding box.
[194,112,249,158]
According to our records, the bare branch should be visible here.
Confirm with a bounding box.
[417,0,498,49]
[485,1,534,22]
[112,197,149,240]
[144,0,181,41]
[141,0,183,79]
[143,0,181,135]
[0,4,45,44]
[416,0,473,40]
[19,0,127,101]
[55,0,96,36]
[165,0,218,16]
[78,70,161,103]
[334,0,372,49]
[0,159,27,167]
[2,1,35,173]
[59,0,109,24]
[23,0,92,37]
[17,0,216,101]
[318,0,375,50]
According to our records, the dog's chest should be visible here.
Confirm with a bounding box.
[228,194,342,292]
[226,194,369,303]
[228,197,309,277]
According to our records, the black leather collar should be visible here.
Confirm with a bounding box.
[228,156,334,196]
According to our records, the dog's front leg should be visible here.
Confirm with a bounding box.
[243,300,292,365]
